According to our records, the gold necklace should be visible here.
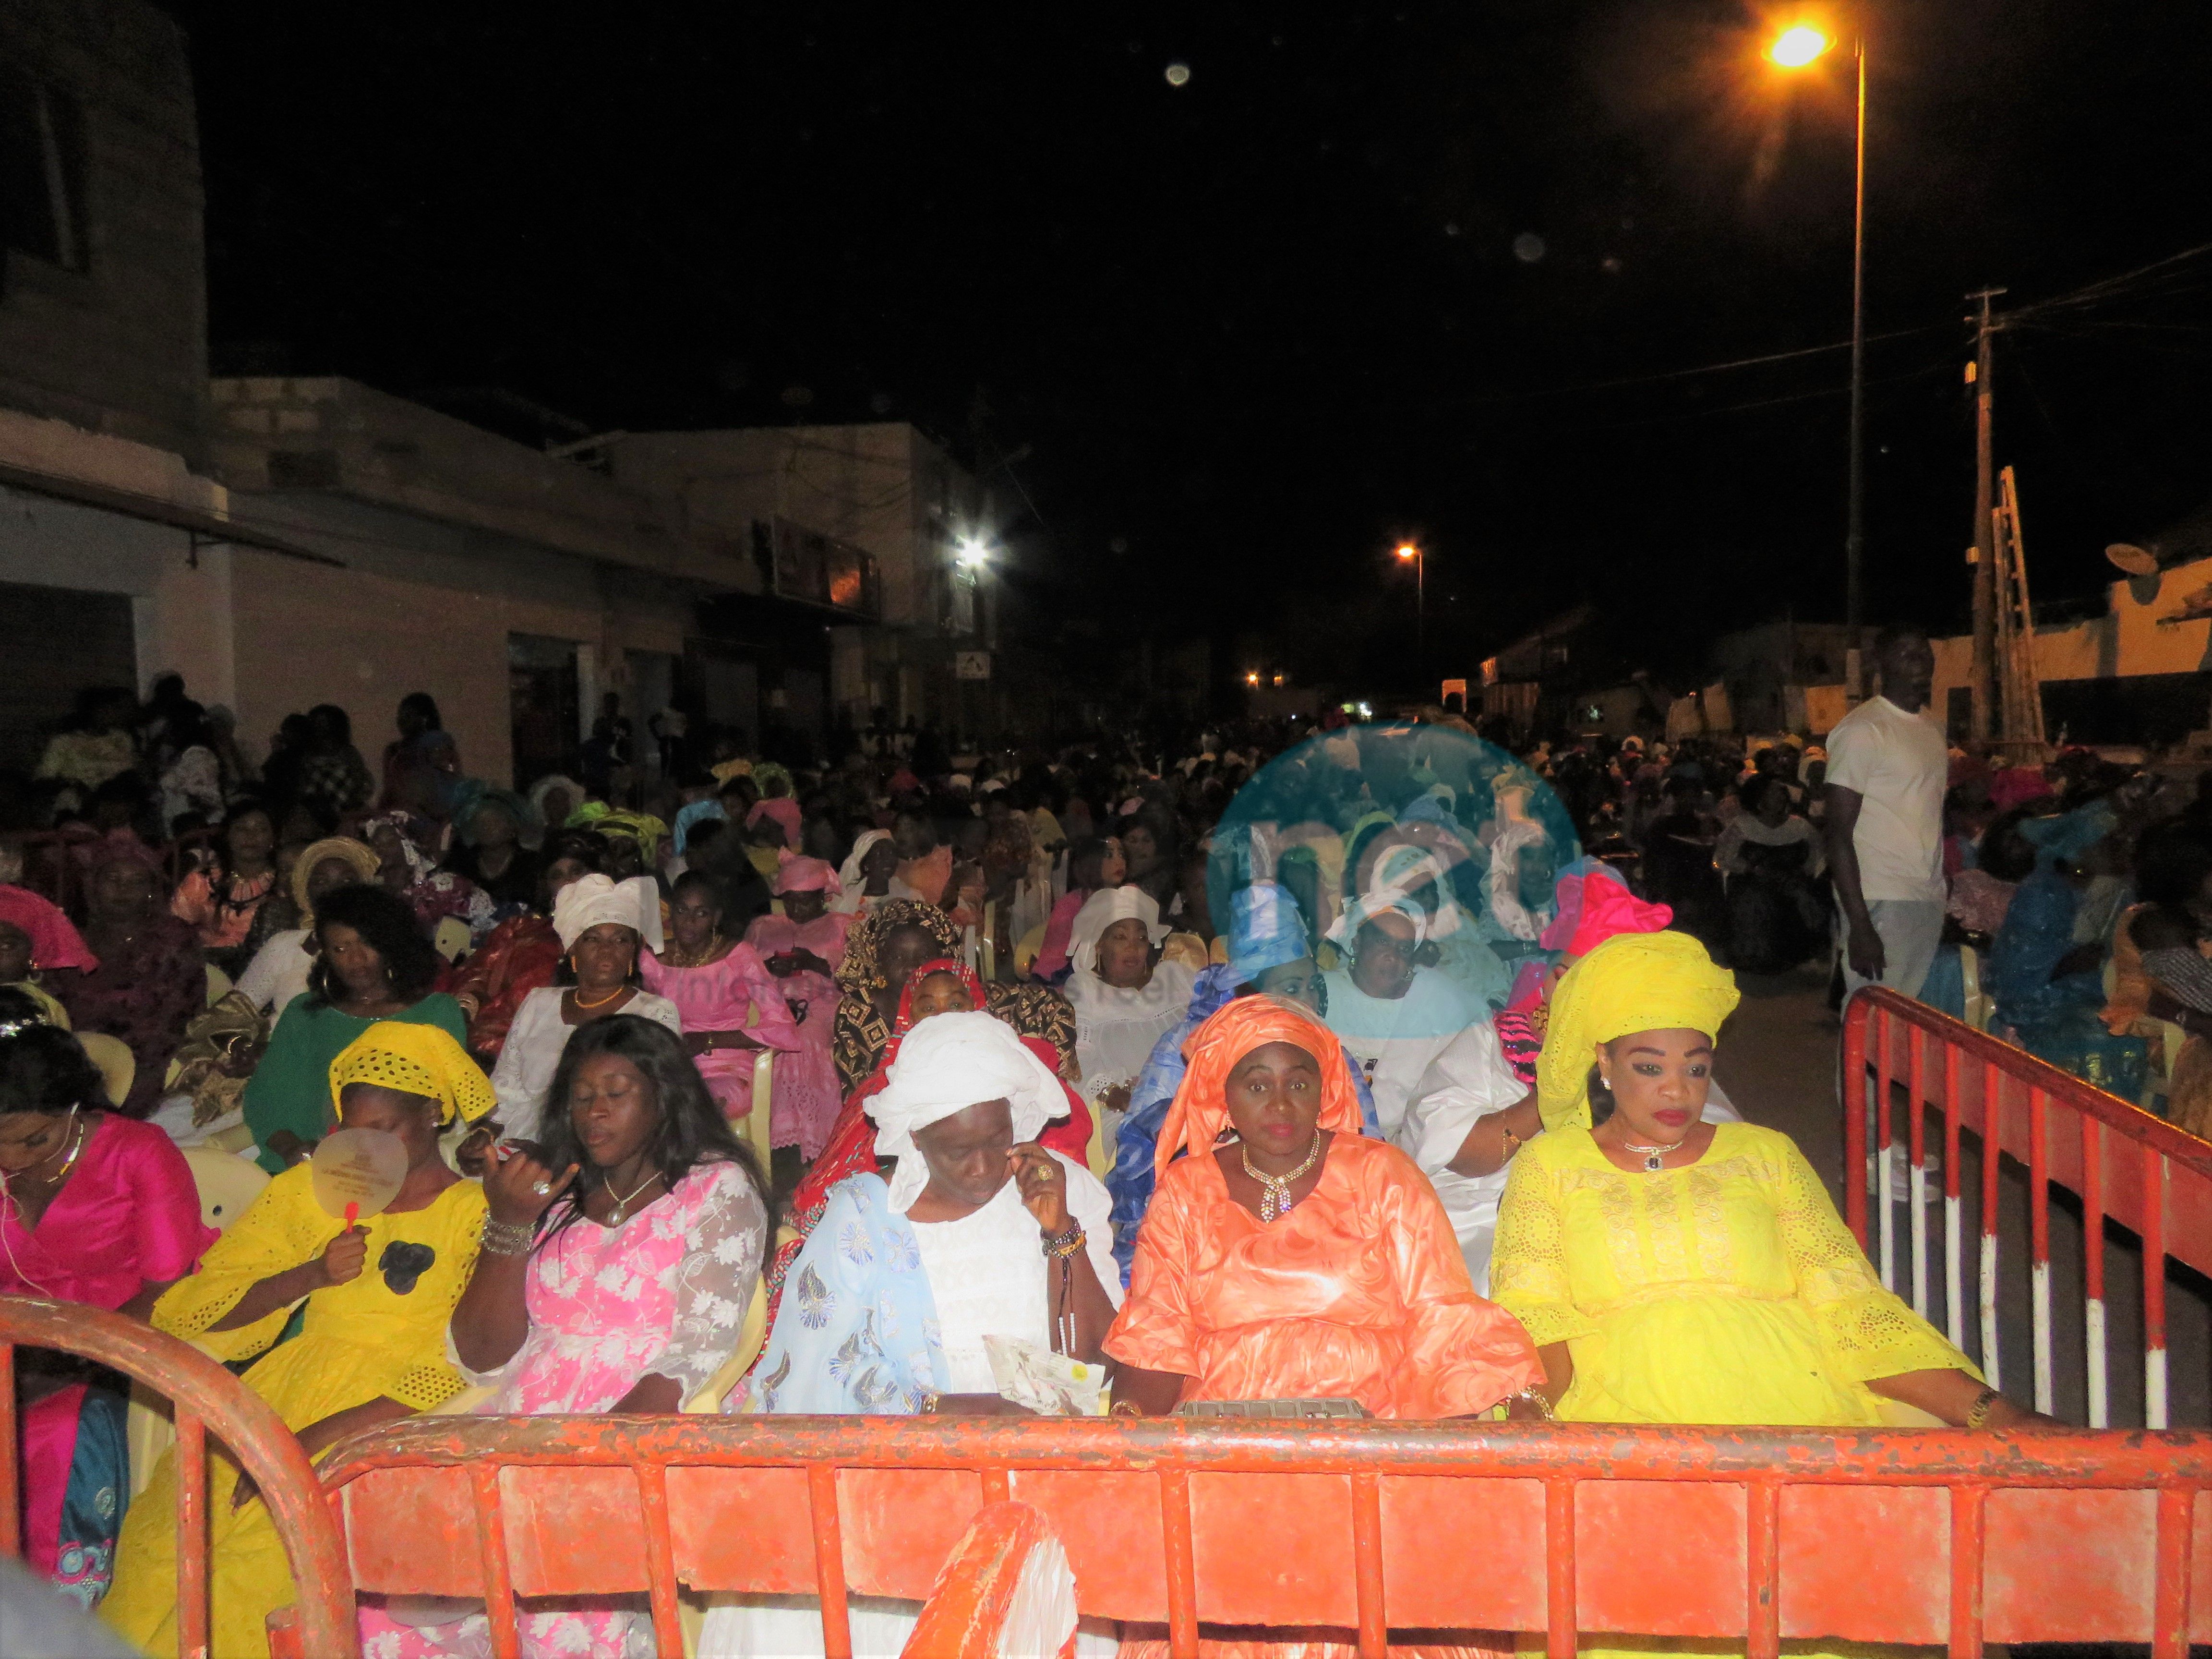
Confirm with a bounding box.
[571,984,630,1010]
[666,932,724,968]
[603,1165,663,1224]
[1240,1132,1324,1223]
[1615,1132,1687,1173]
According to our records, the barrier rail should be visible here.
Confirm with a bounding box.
[1842,985,2212,1429]
[0,1296,355,1659]
[315,1411,2212,1659]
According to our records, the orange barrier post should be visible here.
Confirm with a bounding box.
[1842,985,2212,1428]
[317,1412,2212,1656]
[0,1297,357,1659]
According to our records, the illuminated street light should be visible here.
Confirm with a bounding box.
[1767,24,1831,67]
[1245,671,1261,687]
[1766,17,1867,625]
[1395,541,1425,679]
[954,535,990,571]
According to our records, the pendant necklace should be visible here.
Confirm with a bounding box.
[1241,1133,1324,1223]
[1616,1134,1685,1174]
[603,1165,662,1224]
[668,933,724,968]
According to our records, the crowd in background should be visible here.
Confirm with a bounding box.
[3,644,2195,1658]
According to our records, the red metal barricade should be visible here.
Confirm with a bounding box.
[1843,985,2212,1428]
[315,1411,2212,1659]
[0,1296,356,1659]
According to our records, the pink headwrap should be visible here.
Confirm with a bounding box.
[772,851,842,897]
[1989,767,2056,813]
[746,797,804,846]
[86,829,164,877]
[1540,864,1673,960]
[0,885,99,972]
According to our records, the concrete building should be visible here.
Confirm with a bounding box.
[1931,553,2212,749]
[0,0,1019,788]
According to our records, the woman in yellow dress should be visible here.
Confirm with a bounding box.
[1492,928,2051,1432]
[103,1023,493,1659]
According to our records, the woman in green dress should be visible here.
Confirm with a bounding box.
[240,883,467,1171]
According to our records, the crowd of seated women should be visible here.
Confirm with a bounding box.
[0,694,2108,1659]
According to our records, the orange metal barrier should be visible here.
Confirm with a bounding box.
[0,1296,356,1659]
[315,1411,2212,1659]
[1843,985,2212,1428]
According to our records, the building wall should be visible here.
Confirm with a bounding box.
[0,0,207,464]
[1931,556,2212,725]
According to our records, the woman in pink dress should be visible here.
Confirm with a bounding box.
[741,853,852,1161]
[638,871,800,1128]
[0,995,215,1606]
[359,1016,771,1659]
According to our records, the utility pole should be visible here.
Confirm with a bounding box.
[1967,287,2006,744]
[1844,35,1867,628]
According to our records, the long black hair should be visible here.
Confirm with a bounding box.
[0,994,109,1118]
[306,882,442,1006]
[532,1015,769,1242]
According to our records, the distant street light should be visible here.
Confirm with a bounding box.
[1767,18,1868,627]
[1768,24,1830,67]
[1395,542,1425,678]
[1246,671,1261,687]
[954,534,990,571]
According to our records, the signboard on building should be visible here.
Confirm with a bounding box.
[955,650,992,681]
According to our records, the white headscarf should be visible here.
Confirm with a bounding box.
[551,873,663,953]
[830,829,892,914]
[870,1010,1063,1213]
[1485,819,1554,942]
[1064,886,1174,1010]
[1327,887,1431,950]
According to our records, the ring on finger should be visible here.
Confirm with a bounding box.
[531,1180,552,1196]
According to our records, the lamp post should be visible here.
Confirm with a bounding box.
[1396,542,1423,684]
[1768,22,1868,629]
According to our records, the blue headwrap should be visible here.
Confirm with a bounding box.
[673,798,728,855]
[1228,880,1312,982]
[2019,801,2115,869]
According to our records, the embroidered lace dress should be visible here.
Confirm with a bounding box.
[1491,1121,1971,1426]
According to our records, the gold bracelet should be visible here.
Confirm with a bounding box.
[1964,1386,2003,1430]
[1513,1387,1557,1422]
[1109,1399,1143,1419]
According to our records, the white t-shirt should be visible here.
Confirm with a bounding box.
[1824,695,1947,904]
[1319,965,1479,1141]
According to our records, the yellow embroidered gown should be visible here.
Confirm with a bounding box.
[1492,1121,1971,1428]
[102,1165,484,1659]
[1492,1123,1973,1659]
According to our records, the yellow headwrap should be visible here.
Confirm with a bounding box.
[329,1021,497,1126]
[1535,930,1741,1131]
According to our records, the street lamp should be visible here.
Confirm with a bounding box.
[1395,542,1424,678]
[1767,18,1867,629]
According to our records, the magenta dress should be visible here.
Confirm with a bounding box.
[740,910,852,1159]
[358,1159,770,1659]
[2,1112,215,1603]
[637,944,801,1133]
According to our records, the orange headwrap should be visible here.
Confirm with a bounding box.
[1153,994,1365,1179]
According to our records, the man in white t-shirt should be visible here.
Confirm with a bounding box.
[1824,626,1947,1000]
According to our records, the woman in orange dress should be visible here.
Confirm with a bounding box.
[1106,995,1540,1659]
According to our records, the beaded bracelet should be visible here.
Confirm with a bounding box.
[480,1218,536,1257]
[1040,1223,1086,1260]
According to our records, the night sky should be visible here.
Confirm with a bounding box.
[168,2,2212,691]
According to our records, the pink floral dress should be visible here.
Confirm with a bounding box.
[638,944,801,1128]
[741,909,852,1159]
[358,1160,769,1659]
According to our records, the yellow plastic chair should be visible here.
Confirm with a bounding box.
[180,1145,270,1233]
[75,1032,135,1110]
[431,916,472,963]
[745,1048,775,1172]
